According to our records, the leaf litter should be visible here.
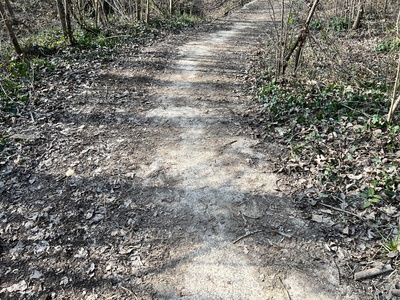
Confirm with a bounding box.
[1,0,398,299]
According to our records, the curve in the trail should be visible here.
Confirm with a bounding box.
[140,1,351,299]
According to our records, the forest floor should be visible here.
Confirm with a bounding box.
[0,0,397,299]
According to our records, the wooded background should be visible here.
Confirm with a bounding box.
[0,0,243,50]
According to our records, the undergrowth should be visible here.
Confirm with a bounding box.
[257,76,400,211]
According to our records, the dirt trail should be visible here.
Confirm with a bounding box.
[132,1,355,299]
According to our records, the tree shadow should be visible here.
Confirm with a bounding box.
[0,156,335,299]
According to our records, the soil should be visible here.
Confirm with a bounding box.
[0,0,377,299]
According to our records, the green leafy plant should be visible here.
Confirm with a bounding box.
[258,81,389,131]
[8,61,29,78]
[310,19,324,31]
[361,187,382,208]
[329,17,350,31]
[0,76,29,113]
[375,38,400,52]
[378,227,400,252]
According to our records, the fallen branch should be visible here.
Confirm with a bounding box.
[354,264,393,281]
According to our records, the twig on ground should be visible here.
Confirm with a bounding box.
[219,140,237,153]
[278,276,292,300]
[120,286,138,299]
[339,103,371,118]
[101,34,133,40]
[333,259,342,285]
[241,211,261,219]
[232,229,263,244]
[320,203,364,220]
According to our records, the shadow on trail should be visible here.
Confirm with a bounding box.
[0,163,329,299]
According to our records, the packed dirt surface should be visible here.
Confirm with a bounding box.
[1,0,376,299]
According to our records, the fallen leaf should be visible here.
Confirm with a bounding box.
[34,241,50,253]
[90,214,104,223]
[7,280,27,292]
[66,168,75,177]
[380,206,398,216]
[342,226,349,235]
[30,270,43,279]
[60,276,69,286]
[347,174,363,180]
[74,248,88,258]
[311,214,335,226]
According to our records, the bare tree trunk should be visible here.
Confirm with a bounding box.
[4,0,15,22]
[136,0,141,20]
[283,0,319,74]
[56,0,68,37]
[388,94,400,122]
[64,0,76,44]
[95,0,108,26]
[351,2,364,30]
[388,9,400,123]
[169,0,173,15]
[95,0,100,28]
[56,0,75,45]
[383,0,388,21]
[145,0,149,23]
[0,0,23,55]
[278,0,285,77]
[293,45,302,72]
